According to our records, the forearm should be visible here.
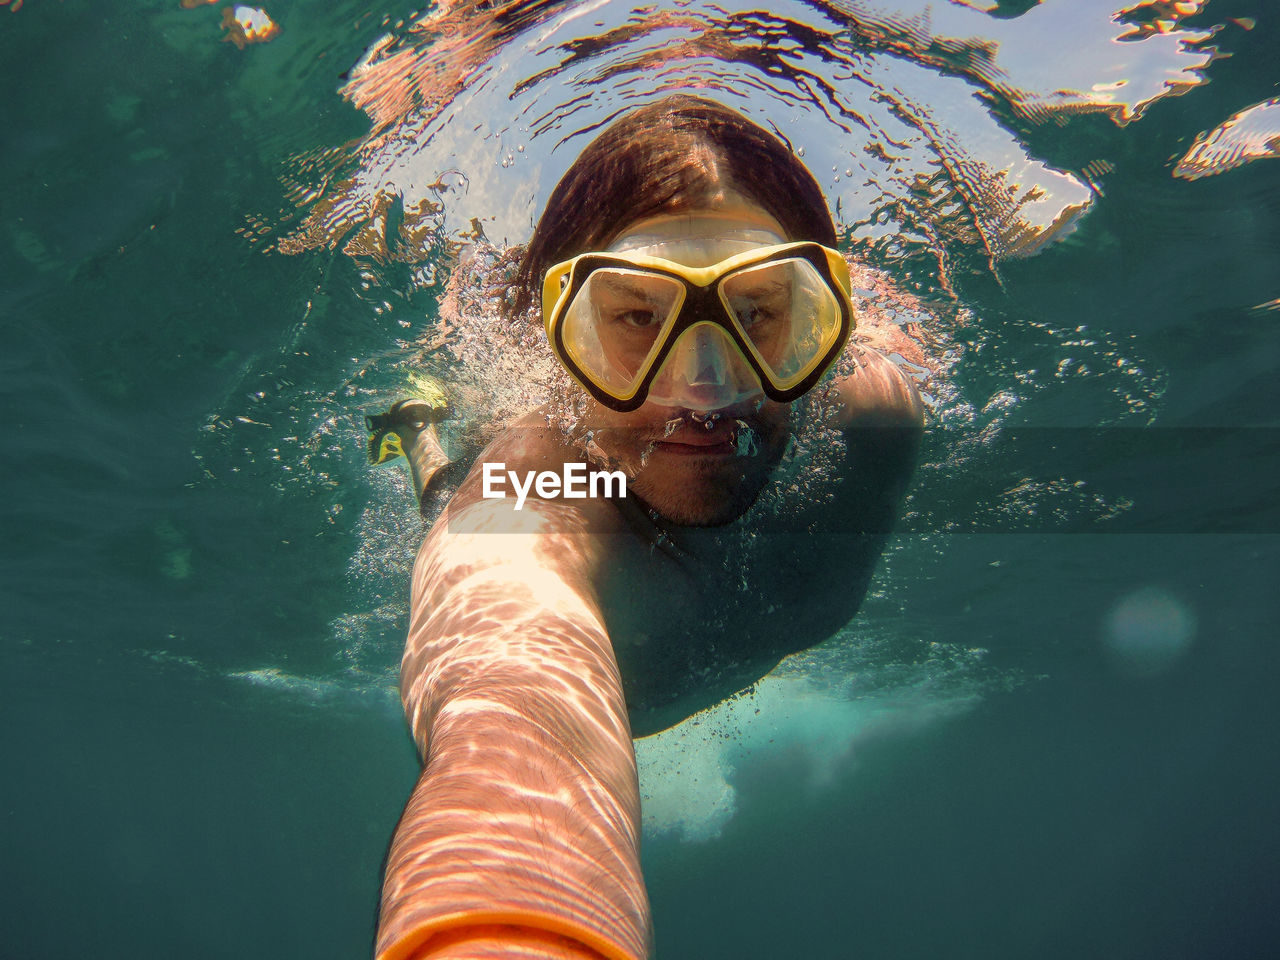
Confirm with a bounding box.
[377,697,648,960]
[378,513,650,960]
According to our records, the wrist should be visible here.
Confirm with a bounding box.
[408,924,608,959]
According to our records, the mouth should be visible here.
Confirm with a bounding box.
[654,437,737,456]
[650,416,750,457]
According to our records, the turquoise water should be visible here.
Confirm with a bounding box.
[3,1,1279,957]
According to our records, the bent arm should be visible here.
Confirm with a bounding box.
[834,343,925,431]
[829,345,925,536]
[377,501,650,960]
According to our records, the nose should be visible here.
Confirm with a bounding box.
[645,322,763,412]
[684,325,731,386]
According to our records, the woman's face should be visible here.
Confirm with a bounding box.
[573,195,795,527]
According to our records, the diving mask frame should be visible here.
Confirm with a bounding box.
[542,241,856,413]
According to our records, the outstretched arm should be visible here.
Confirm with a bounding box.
[376,498,650,960]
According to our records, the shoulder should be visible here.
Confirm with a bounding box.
[447,410,630,530]
[829,344,925,432]
[412,412,631,598]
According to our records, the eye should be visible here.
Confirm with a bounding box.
[611,309,661,329]
[732,302,779,328]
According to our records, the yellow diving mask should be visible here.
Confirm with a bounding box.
[542,221,855,413]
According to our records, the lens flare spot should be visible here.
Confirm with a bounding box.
[1104,587,1195,675]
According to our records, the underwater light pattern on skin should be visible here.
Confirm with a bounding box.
[379,497,649,960]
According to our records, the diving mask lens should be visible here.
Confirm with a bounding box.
[560,268,684,396]
[719,257,843,388]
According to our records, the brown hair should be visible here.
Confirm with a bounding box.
[509,95,836,318]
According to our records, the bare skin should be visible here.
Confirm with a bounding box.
[375,199,923,960]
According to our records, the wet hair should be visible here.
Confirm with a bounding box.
[510,95,836,318]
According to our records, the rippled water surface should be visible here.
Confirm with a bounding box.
[3,1,1279,957]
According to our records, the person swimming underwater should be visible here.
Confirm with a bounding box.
[371,95,923,960]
